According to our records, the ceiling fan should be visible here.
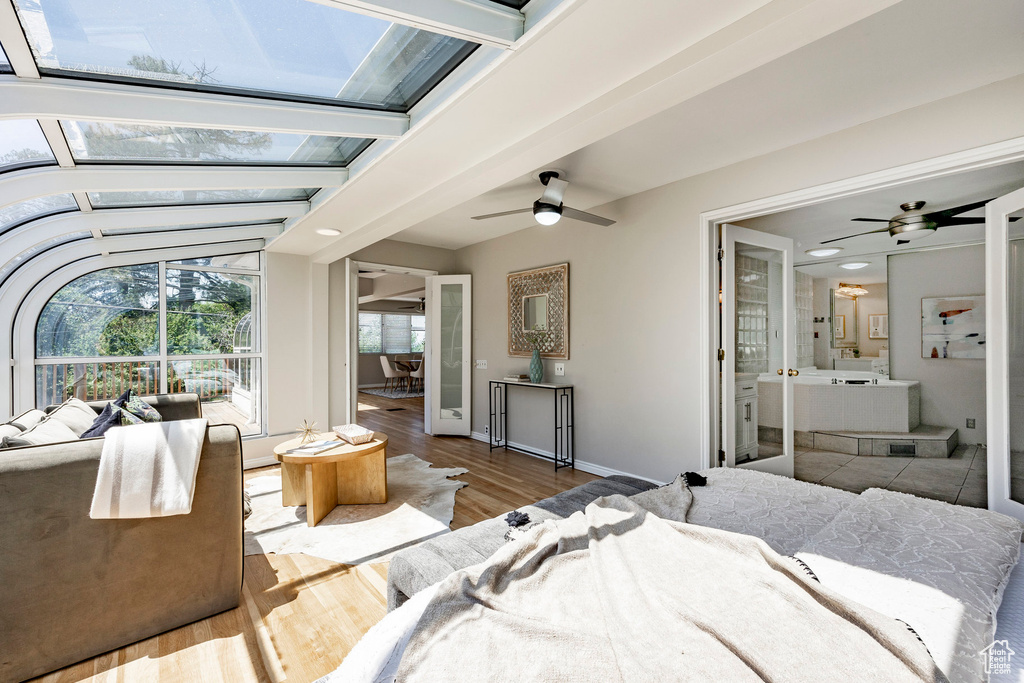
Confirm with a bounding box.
[400,298,425,313]
[471,171,616,227]
[820,199,1019,246]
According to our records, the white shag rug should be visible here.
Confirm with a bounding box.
[244,454,468,565]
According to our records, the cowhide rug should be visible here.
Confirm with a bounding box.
[244,454,468,565]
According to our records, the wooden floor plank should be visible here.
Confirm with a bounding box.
[29,393,598,682]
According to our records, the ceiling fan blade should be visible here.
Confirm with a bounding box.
[540,177,569,205]
[896,240,910,245]
[932,216,1023,227]
[850,217,890,222]
[924,198,993,221]
[561,206,616,227]
[819,226,892,244]
[471,207,533,220]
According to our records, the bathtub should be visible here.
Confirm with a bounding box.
[757,370,920,433]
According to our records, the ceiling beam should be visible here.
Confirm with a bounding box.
[303,0,523,48]
[0,166,344,210]
[0,77,410,139]
[0,1,40,78]
[0,202,306,271]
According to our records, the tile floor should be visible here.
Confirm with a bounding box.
[793,444,987,507]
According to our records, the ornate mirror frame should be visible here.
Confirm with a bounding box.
[507,262,569,359]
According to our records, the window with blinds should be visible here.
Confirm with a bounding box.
[358,313,425,354]
[383,314,412,353]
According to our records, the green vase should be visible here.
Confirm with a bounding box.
[529,349,543,383]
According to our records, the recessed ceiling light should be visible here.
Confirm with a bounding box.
[316,228,341,237]
[839,261,870,270]
[805,247,843,257]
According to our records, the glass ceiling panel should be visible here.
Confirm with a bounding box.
[13,0,477,112]
[489,0,530,8]
[0,232,91,286]
[0,44,11,73]
[0,120,57,172]
[171,253,260,270]
[87,188,316,209]
[0,194,79,233]
[62,121,373,166]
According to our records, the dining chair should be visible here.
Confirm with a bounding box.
[409,361,425,393]
[379,356,409,391]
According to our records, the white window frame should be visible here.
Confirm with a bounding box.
[11,246,268,437]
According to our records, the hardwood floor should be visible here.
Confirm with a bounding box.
[32,393,598,683]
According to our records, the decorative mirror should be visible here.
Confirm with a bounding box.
[523,294,548,331]
[830,289,859,349]
[508,263,569,359]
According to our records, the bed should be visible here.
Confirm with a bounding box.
[322,468,1024,683]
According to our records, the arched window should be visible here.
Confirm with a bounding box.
[35,255,263,435]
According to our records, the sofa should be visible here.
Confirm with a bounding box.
[0,394,243,683]
[386,474,658,610]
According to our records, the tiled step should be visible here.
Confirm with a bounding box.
[809,426,958,458]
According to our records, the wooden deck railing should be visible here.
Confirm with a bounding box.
[36,358,253,406]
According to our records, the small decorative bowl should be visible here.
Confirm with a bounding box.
[333,424,375,445]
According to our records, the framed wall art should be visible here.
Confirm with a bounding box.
[507,263,569,359]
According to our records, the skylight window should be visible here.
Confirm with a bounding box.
[0,194,78,233]
[13,0,477,112]
[489,0,530,8]
[0,120,56,172]
[87,188,316,209]
[61,121,373,166]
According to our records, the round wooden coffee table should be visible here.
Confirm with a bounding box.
[273,432,388,527]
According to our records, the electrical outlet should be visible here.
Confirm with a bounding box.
[475,359,487,369]
[484,425,489,435]
[554,363,565,376]
[967,418,976,429]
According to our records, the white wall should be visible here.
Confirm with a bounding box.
[888,246,985,443]
[451,75,1024,481]
[856,282,889,358]
[242,252,328,465]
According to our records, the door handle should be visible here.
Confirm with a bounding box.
[777,369,783,375]
[788,369,799,377]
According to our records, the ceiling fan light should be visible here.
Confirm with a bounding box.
[533,200,562,226]
[805,247,843,257]
[891,226,936,240]
[839,261,870,270]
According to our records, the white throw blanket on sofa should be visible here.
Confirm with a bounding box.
[90,419,208,519]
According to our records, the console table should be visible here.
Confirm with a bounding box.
[488,380,574,470]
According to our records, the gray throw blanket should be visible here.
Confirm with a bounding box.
[396,493,947,682]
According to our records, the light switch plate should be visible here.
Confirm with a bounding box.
[554,363,565,376]
[475,359,487,369]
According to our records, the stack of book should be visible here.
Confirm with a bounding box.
[504,373,531,382]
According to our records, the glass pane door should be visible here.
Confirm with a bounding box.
[987,186,1024,519]
[721,224,795,477]
[427,275,472,436]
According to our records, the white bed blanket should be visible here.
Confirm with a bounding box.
[90,419,208,518]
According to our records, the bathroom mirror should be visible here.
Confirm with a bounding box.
[831,290,859,348]
[523,294,548,331]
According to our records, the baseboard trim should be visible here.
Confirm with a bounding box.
[469,432,665,485]
[243,455,278,470]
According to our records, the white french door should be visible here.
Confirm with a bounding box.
[986,187,1024,520]
[425,275,472,436]
[721,224,795,477]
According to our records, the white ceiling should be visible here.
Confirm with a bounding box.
[390,0,1024,250]
[738,159,1024,282]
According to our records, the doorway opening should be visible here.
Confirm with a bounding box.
[704,139,1024,512]
[351,262,434,436]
